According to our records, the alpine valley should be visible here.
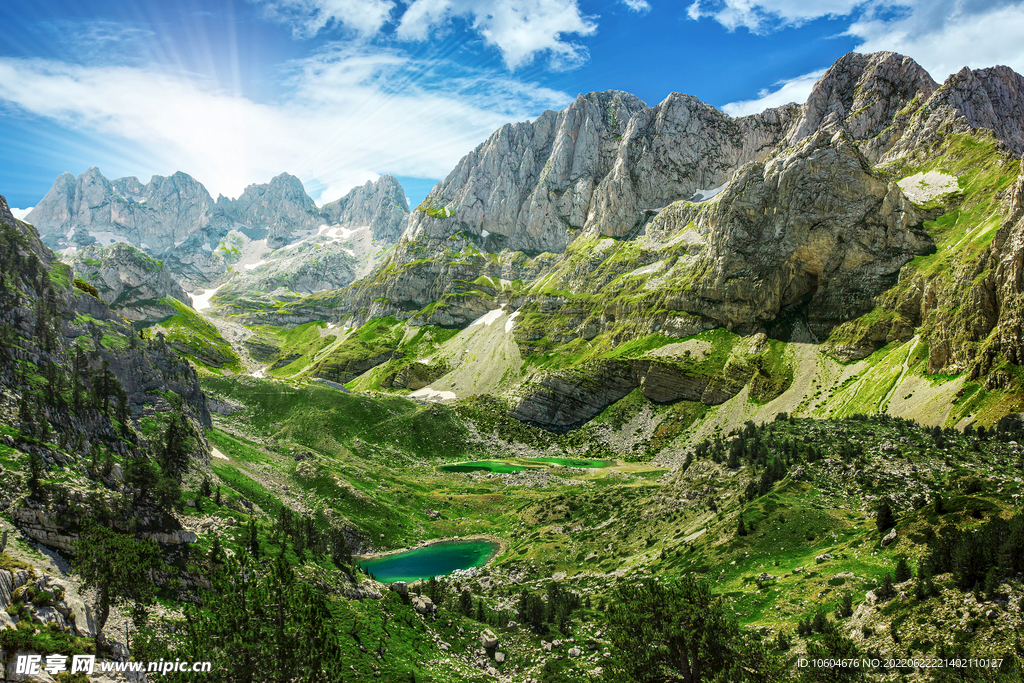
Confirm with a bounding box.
[3,51,1024,682]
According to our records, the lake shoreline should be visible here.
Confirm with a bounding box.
[355,534,508,565]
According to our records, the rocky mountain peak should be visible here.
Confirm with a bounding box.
[321,174,410,243]
[787,51,938,161]
[404,87,797,255]
[64,242,191,323]
[222,172,322,248]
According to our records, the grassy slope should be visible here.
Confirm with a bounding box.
[147,298,242,373]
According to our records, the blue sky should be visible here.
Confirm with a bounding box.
[2,0,1023,213]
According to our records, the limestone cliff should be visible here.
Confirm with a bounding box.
[322,175,410,243]
[63,242,191,323]
[404,90,799,254]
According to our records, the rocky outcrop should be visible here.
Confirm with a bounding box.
[26,167,231,255]
[672,128,932,340]
[1,193,211,442]
[63,243,191,323]
[786,52,938,163]
[405,89,798,254]
[888,65,1024,161]
[321,175,409,242]
[509,356,755,431]
[217,173,322,249]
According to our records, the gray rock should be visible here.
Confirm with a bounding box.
[568,647,581,658]
[4,650,57,682]
[480,629,499,649]
[218,173,321,249]
[392,581,408,597]
[494,652,505,663]
[412,595,435,614]
[881,529,898,546]
[406,90,797,254]
[31,606,66,630]
[321,175,409,243]
[63,243,191,323]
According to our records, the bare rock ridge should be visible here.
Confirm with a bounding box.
[63,242,191,323]
[406,90,800,254]
[322,174,409,243]
[217,172,322,249]
[24,171,410,285]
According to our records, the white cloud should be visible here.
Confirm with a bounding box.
[0,48,571,204]
[396,0,597,70]
[699,0,1024,117]
[721,69,824,116]
[10,207,34,219]
[253,0,396,37]
[849,1,1024,80]
[686,0,862,33]
[622,0,652,12]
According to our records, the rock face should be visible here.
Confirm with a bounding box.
[24,170,409,289]
[217,173,322,249]
[0,193,211,442]
[679,127,932,340]
[322,175,409,243]
[26,167,230,255]
[63,243,191,323]
[405,90,799,254]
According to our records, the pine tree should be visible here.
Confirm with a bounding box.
[876,497,896,532]
[894,556,912,583]
[737,514,747,537]
[248,518,260,560]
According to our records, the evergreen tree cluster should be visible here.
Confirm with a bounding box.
[272,505,352,570]
[924,511,1024,595]
[516,580,582,633]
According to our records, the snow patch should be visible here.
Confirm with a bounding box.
[202,243,213,252]
[470,307,505,327]
[140,243,150,250]
[244,260,268,270]
[189,284,224,312]
[90,231,122,246]
[897,171,959,203]
[211,448,229,461]
[691,183,727,202]
[481,229,490,238]
[10,207,33,219]
[409,387,457,402]
[505,310,521,334]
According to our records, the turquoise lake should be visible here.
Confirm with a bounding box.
[358,539,499,583]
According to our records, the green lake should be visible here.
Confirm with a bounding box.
[358,540,499,583]
[528,457,616,468]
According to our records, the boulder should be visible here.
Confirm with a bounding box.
[411,595,435,614]
[495,652,505,664]
[480,629,499,649]
[881,529,898,546]
[569,647,582,658]
[392,581,408,597]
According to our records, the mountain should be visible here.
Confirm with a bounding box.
[235,51,1023,436]
[322,174,409,243]
[25,170,410,290]
[62,242,191,324]
[216,172,323,249]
